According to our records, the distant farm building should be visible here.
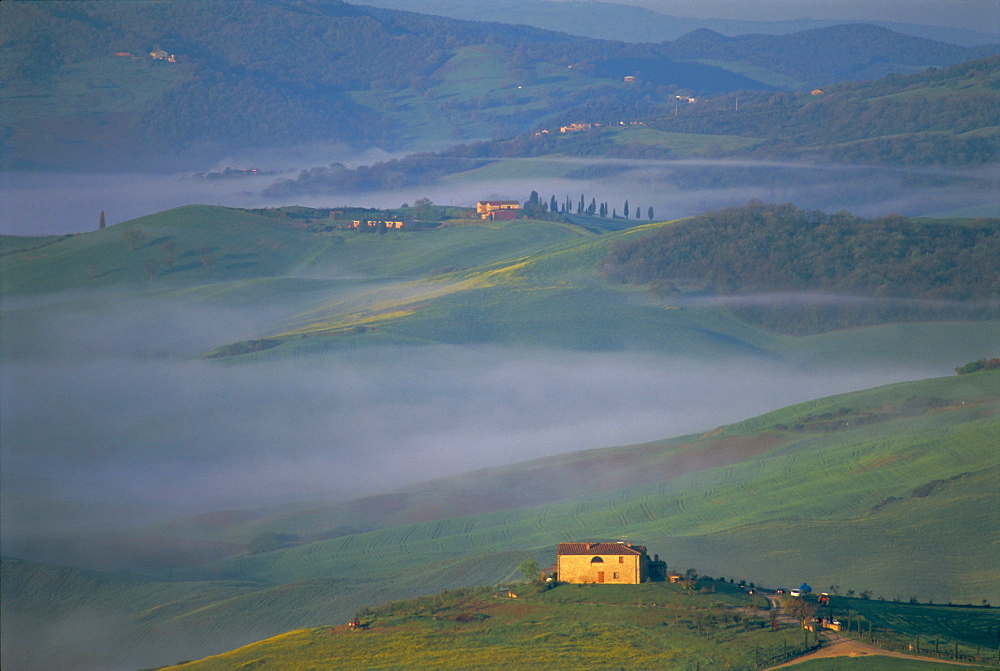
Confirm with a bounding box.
[476,200,520,220]
[150,49,178,63]
[350,219,408,230]
[556,541,666,584]
[560,122,600,133]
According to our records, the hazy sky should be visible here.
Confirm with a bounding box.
[576,0,999,31]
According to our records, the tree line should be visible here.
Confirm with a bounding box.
[522,190,653,222]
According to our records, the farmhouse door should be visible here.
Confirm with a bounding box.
[597,571,605,583]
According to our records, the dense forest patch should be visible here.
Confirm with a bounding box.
[603,201,999,334]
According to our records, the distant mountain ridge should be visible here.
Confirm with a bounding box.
[665,23,981,84]
[354,0,1000,47]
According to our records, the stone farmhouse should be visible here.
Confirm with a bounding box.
[476,200,520,220]
[556,541,666,584]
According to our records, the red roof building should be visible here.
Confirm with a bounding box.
[556,541,665,584]
[476,200,520,220]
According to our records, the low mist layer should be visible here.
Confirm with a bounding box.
[2,289,948,539]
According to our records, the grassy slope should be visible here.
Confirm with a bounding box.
[691,58,807,89]
[0,205,319,294]
[3,207,997,666]
[272,230,771,353]
[347,45,600,146]
[182,371,998,598]
[1,56,188,122]
[159,582,798,671]
[4,206,994,366]
[4,372,996,669]
[0,556,266,671]
[1,54,190,169]
[160,583,991,671]
[0,207,592,294]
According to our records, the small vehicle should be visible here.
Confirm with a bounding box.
[789,589,802,597]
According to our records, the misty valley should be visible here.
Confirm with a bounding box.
[2,1,999,670]
[2,198,997,671]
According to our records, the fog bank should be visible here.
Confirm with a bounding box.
[3,159,995,236]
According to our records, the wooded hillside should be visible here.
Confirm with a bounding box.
[650,55,1000,165]
[4,1,994,170]
[604,201,1000,333]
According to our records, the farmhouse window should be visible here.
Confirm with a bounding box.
[618,556,624,563]
[590,556,603,563]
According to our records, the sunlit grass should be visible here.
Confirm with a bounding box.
[164,583,815,670]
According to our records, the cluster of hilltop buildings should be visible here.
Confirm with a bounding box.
[476,200,520,220]
[345,201,522,230]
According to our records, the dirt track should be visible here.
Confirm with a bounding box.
[762,595,980,669]
[765,633,981,669]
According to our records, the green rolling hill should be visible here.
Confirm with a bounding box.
[2,203,998,670]
[156,583,999,671]
[171,370,1000,602]
[0,204,998,365]
[2,202,995,365]
[3,369,997,670]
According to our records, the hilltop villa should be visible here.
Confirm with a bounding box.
[556,541,666,584]
[476,200,520,220]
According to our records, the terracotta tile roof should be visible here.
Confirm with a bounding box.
[557,542,647,556]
